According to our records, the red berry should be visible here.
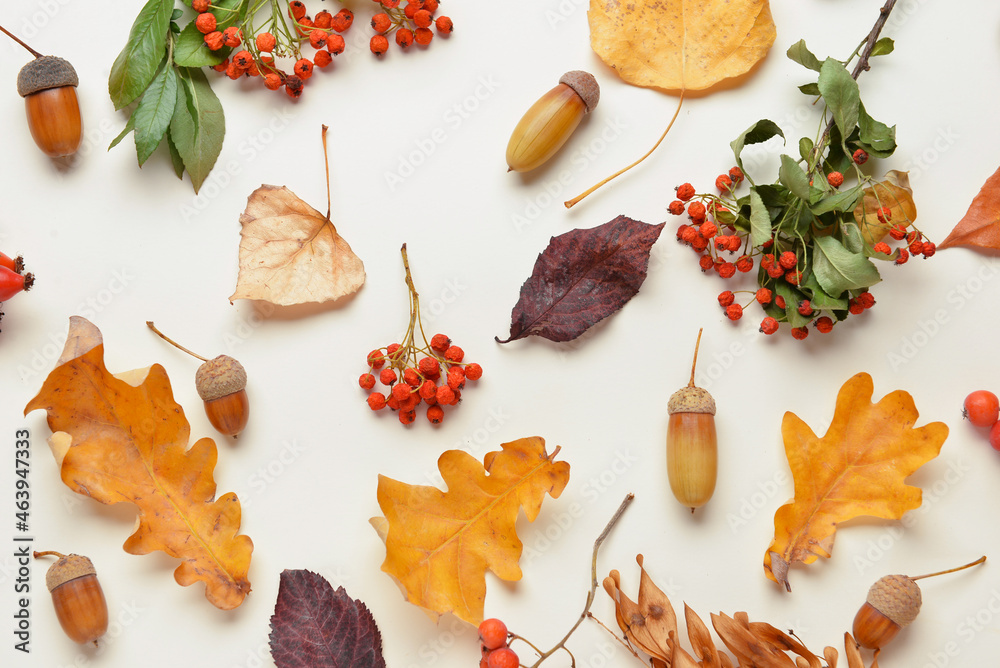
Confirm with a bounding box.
[784,269,802,286]
[327,33,346,54]
[314,50,333,68]
[413,9,433,28]
[379,368,397,385]
[414,27,433,45]
[195,12,217,34]
[435,16,453,34]
[853,149,869,165]
[446,366,466,390]
[814,316,834,333]
[725,303,743,321]
[889,225,907,240]
[921,241,936,258]
[791,326,809,340]
[964,391,1000,428]
[309,30,328,49]
[367,350,385,369]
[728,166,744,184]
[370,34,389,55]
[426,405,445,424]
[675,183,696,201]
[755,288,772,305]
[331,8,354,32]
[391,383,411,402]
[263,72,282,90]
[465,363,483,381]
[436,385,455,405]
[698,255,714,272]
[687,201,706,222]
[827,171,844,188]
[848,299,864,315]
[908,240,923,255]
[419,380,438,403]
[766,264,785,280]
[284,75,303,98]
[735,255,753,273]
[359,373,376,390]
[444,345,464,363]
[715,174,733,191]
[314,10,333,29]
[779,251,797,270]
[774,295,786,310]
[478,618,508,651]
[872,242,891,255]
[403,367,421,387]
[699,221,717,238]
[431,333,451,353]
[990,421,1000,452]
[294,58,313,79]
[726,235,741,253]
[395,28,414,48]
[759,316,779,335]
[797,300,812,316]
[857,292,875,309]
[288,0,306,20]
[399,409,416,425]
[418,357,441,379]
[367,392,387,411]
[256,32,276,51]
[668,200,685,216]
[192,0,210,11]
[222,26,242,47]
[717,291,735,307]
[760,253,775,269]
[876,207,892,224]
[717,262,736,279]
[203,30,224,50]
[487,648,519,668]
[894,249,909,265]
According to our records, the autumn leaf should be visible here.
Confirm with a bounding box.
[602,554,677,663]
[939,166,1000,250]
[371,437,570,624]
[24,317,253,610]
[496,216,664,344]
[764,372,947,591]
[567,0,775,206]
[229,184,365,306]
[852,170,917,244]
[269,570,385,668]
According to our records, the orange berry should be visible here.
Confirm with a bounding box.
[379,368,397,385]
[313,10,333,29]
[331,8,354,32]
[309,30,328,49]
[487,648,519,668]
[478,618,508,650]
[192,0,210,11]
[395,28,414,48]
[423,0,439,11]
[367,392,387,410]
[256,32,276,52]
[431,333,451,353]
[427,405,445,424]
[326,33,346,54]
[288,0,306,20]
[263,72,282,90]
[465,363,483,381]
[371,12,391,33]
[211,58,229,73]
[195,12,216,34]
[414,27,433,45]
[827,171,844,188]
[314,50,332,68]
[413,9,433,28]
[370,34,389,55]
[203,30,224,50]
[232,50,253,69]
[398,409,416,425]
[444,345,464,363]
[434,16,453,33]
[294,58,314,79]
[222,26,241,47]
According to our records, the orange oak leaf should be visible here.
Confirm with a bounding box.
[371,437,569,625]
[24,317,253,610]
[764,372,947,591]
[939,166,1000,250]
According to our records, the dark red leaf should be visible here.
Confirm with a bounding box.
[269,570,386,668]
[939,166,1000,250]
[496,216,665,343]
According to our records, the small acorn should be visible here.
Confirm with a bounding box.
[1,25,82,158]
[853,556,986,650]
[34,551,108,645]
[506,70,599,172]
[147,321,250,438]
[666,328,717,511]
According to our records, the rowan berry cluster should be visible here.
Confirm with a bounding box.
[670,151,934,339]
[478,619,519,668]
[369,0,453,55]
[361,246,481,426]
[0,252,33,329]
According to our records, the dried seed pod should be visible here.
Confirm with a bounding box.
[147,321,250,438]
[852,556,986,649]
[1,26,82,157]
[34,551,108,645]
[666,329,717,511]
[506,70,599,172]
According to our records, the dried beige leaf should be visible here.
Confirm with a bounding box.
[229,184,365,306]
[853,170,917,244]
[602,554,677,662]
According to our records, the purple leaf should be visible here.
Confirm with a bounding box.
[269,570,385,668]
[497,216,665,343]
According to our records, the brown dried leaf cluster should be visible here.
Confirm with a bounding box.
[604,555,879,668]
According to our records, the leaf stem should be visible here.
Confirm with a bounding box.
[687,328,703,388]
[0,24,42,58]
[146,321,209,362]
[565,91,686,209]
[909,556,986,582]
[518,493,635,668]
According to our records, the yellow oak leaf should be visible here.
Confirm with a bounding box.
[764,372,947,591]
[24,317,253,610]
[588,0,776,91]
[372,437,570,624]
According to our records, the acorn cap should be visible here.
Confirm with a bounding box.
[559,71,600,113]
[45,554,96,592]
[195,355,247,401]
[17,56,79,97]
[867,574,921,627]
[668,386,716,415]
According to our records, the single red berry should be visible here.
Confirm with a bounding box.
[784,269,802,286]
[921,241,936,258]
[423,0,439,11]
[691,237,708,252]
[204,30,224,50]
[211,58,229,73]
[294,58,314,79]
[895,249,910,265]
[827,171,844,188]
[288,0,307,20]
[676,183,696,201]
[759,316,779,335]
[222,26,242,47]
[417,357,440,379]
[779,251,797,270]
[382,0,401,7]
[848,298,864,315]
[687,201,707,221]
[430,333,451,353]
[426,404,445,424]
[714,235,729,251]
[963,390,1000,427]
[325,33,345,54]
[379,368,397,385]
[876,207,892,224]
[857,292,875,309]
[872,242,891,255]
[368,392,387,411]
[726,303,743,321]
[908,240,923,255]
[403,367,421,387]
[718,262,736,279]
[446,366,466,390]
[386,342,403,360]
[414,27,433,45]
[715,174,733,191]
[284,75,304,98]
[815,316,834,334]
[478,618,508,651]
[370,34,389,55]
[698,255,714,272]
[314,10,333,29]
[990,421,1000,452]
[681,225,698,244]
[736,255,753,273]
[791,326,809,340]
[445,345,465,363]
[263,72,282,90]
[889,225,907,240]
[774,295,786,310]
[726,235,741,253]
[755,288,772,305]
[436,385,456,405]
[413,9,433,28]
[853,148,869,165]
[717,291,735,307]
[418,378,437,399]
[256,32,276,52]
[766,264,784,279]
[435,16,453,33]
[395,28,414,48]
[193,0,210,12]
[331,8,354,32]
[487,648,519,668]
[404,1,420,18]
[906,230,922,244]
[309,30,329,49]
[667,200,685,216]
[391,383,412,402]
[225,62,242,80]
[232,50,253,69]
[195,12,217,34]
[359,373,376,390]
[465,363,483,381]
[729,166,744,184]
[699,221,717,238]
[797,300,812,316]
[761,254,775,269]
[313,50,333,68]
[367,350,385,369]
[399,409,416,425]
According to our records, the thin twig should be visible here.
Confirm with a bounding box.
[520,493,635,668]
[0,24,42,58]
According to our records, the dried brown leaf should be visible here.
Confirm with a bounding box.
[602,554,676,662]
[711,612,796,668]
[685,603,722,667]
[939,166,1000,250]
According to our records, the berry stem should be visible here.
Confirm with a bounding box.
[565,90,686,209]
[909,556,986,582]
[146,321,210,362]
[33,551,66,559]
[322,124,331,221]
[687,327,703,388]
[0,24,42,58]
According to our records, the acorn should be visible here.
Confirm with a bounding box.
[666,328,717,512]
[506,70,599,172]
[34,551,108,645]
[146,321,250,438]
[852,556,986,650]
[1,25,82,158]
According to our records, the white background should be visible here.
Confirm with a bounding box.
[2,0,1000,666]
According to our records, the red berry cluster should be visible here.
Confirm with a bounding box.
[362,245,481,426]
[478,619,519,668]
[670,154,933,339]
[369,0,453,55]
[0,251,33,328]
[963,390,1000,451]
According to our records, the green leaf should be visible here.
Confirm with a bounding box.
[857,102,896,154]
[817,58,860,144]
[778,154,812,201]
[871,37,894,57]
[108,0,174,109]
[173,22,227,67]
[108,114,136,151]
[842,222,865,254]
[797,82,820,96]
[169,67,225,193]
[171,8,183,20]
[810,186,862,216]
[730,120,784,173]
[133,63,178,166]
[798,137,814,162]
[786,40,823,72]
[801,273,848,310]
[748,188,771,248]
[812,235,881,295]
[775,282,811,327]
[166,129,185,179]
